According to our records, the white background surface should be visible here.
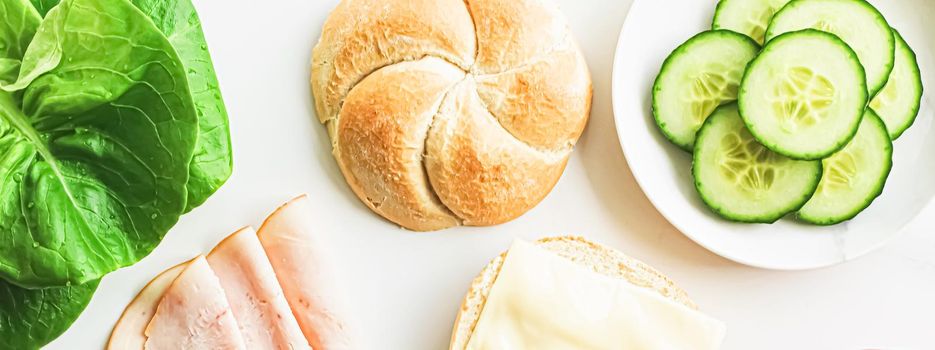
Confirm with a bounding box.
[49,0,935,349]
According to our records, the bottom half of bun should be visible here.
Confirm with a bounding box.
[449,236,696,350]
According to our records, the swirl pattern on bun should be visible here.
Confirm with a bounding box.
[312,0,592,231]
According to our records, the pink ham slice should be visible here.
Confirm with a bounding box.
[144,256,245,350]
[207,227,310,350]
[258,195,354,349]
[108,260,190,350]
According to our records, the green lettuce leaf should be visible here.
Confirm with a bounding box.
[27,0,57,17]
[0,0,41,83]
[0,3,96,350]
[131,0,233,211]
[0,279,98,350]
[0,0,230,347]
[0,0,198,287]
[30,0,234,211]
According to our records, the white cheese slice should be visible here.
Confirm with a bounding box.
[466,240,727,350]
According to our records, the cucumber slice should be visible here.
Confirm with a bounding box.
[712,0,792,44]
[765,0,895,95]
[739,30,867,160]
[652,30,760,151]
[798,110,893,225]
[870,29,923,140]
[693,104,822,223]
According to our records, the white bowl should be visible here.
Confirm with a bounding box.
[611,0,935,270]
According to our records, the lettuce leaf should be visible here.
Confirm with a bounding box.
[0,0,198,287]
[135,0,234,211]
[0,0,40,83]
[0,279,98,350]
[27,0,56,17]
[0,0,233,347]
[30,0,235,211]
[0,3,96,350]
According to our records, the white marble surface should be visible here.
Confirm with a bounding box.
[50,0,935,349]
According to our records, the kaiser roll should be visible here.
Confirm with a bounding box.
[311,0,592,231]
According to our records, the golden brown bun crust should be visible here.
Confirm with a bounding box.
[425,80,569,225]
[468,0,569,74]
[337,58,463,231]
[312,0,476,125]
[449,236,697,350]
[312,0,592,231]
[475,43,592,150]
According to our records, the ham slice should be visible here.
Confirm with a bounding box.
[144,256,245,350]
[207,227,310,350]
[258,195,354,349]
[108,260,190,350]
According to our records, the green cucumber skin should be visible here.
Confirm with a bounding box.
[798,111,893,225]
[739,29,867,160]
[873,29,924,140]
[711,0,729,28]
[652,30,760,152]
[764,0,895,96]
[711,0,755,40]
[694,172,822,224]
[692,104,823,224]
[712,0,792,44]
